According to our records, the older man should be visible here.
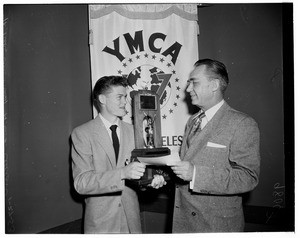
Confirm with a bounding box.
[171,59,260,232]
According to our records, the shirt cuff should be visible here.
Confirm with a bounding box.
[189,164,196,190]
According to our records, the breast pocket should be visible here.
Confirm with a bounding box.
[203,143,229,167]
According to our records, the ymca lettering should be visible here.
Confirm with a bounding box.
[103,30,182,64]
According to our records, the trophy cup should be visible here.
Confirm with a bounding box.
[130,89,171,186]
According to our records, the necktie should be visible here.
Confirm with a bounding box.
[187,111,206,147]
[110,125,119,162]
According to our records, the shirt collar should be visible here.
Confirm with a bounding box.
[99,113,119,131]
[204,99,224,122]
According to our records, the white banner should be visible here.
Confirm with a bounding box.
[89,4,199,150]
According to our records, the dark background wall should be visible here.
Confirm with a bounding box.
[4,5,91,233]
[199,3,286,207]
[197,4,293,231]
[4,3,294,234]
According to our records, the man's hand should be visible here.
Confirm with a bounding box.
[171,161,194,181]
[122,162,146,180]
[149,175,167,189]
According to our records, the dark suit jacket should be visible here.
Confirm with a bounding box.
[71,115,141,233]
[172,102,260,233]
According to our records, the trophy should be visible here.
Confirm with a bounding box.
[130,90,170,186]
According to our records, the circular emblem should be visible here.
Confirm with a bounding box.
[116,52,181,122]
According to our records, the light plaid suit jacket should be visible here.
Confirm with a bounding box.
[71,115,141,233]
[172,102,260,233]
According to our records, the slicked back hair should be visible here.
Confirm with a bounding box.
[93,75,128,112]
[194,59,229,94]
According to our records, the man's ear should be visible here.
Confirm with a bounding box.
[211,79,220,92]
[98,94,106,105]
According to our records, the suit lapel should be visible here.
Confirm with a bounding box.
[183,122,212,160]
[208,102,230,139]
[118,121,126,168]
[183,102,230,161]
[117,120,133,168]
[93,115,117,167]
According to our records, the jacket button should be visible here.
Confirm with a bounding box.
[175,205,179,208]
[191,212,196,216]
[118,203,121,207]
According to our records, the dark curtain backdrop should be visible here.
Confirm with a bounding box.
[4,3,293,233]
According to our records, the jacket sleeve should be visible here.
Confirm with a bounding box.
[193,117,260,195]
[71,127,125,195]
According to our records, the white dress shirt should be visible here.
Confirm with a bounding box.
[190,100,224,189]
[99,113,120,142]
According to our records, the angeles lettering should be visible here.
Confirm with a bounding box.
[162,135,183,146]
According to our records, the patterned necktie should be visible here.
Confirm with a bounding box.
[187,111,206,147]
[110,125,119,162]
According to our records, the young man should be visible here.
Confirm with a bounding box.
[71,75,164,233]
[171,59,260,232]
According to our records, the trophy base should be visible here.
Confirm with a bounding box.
[130,147,171,187]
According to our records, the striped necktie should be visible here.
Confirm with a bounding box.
[187,111,206,147]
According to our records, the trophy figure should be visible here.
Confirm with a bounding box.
[143,114,155,148]
[130,90,170,186]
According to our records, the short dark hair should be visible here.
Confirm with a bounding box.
[93,75,128,112]
[194,59,229,93]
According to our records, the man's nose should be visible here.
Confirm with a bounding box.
[186,83,192,92]
[122,97,127,105]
